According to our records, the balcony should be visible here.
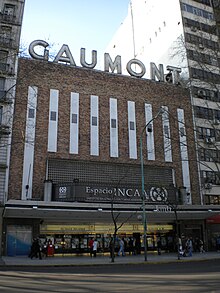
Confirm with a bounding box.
[0,13,16,24]
[0,63,13,75]
[0,124,10,135]
[0,90,12,103]
[0,36,13,49]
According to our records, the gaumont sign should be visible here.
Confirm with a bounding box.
[29,40,181,83]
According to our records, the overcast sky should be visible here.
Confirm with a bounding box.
[20,0,130,67]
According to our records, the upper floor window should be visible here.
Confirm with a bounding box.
[0,26,12,47]
[181,3,214,20]
[0,50,8,63]
[3,4,15,21]
[193,0,211,6]
[0,26,12,38]
[50,111,57,121]
[0,106,3,124]
[183,17,217,35]
[0,78,5,90]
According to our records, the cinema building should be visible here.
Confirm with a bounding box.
[2,55,219,256]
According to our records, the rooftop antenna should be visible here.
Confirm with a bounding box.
[130,1,136,59]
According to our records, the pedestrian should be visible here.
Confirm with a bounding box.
[177,237,183,256]
[157,238,162,255]
[186,237,193,257]
[47,239,55,256]
[29,238,42,259]
[109,237,114,258]
[42,240,48,258]
[118,238,125,256]
[128,237,134,255]
[89,238,94,257]
[216,236,220,251]
[93,238,98,257]
[199,239,205,253]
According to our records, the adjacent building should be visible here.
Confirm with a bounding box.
[106,0,220,237]
[0,0,25,255]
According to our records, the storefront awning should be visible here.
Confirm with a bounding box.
[3,200,220,224]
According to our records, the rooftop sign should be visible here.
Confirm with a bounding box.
[29,40,181,84]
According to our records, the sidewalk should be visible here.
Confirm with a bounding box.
[1,251,220,267]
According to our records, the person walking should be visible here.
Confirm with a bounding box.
[118,238,125,256]
[93,238,98,257]
[29,238,42,259]
[199,239,205,253]
[109,237,114,258]
[47,239,55,256]
[128,237,134,255]
[157,238,162,255]
[89,238,94,257]
[186,237,193,257]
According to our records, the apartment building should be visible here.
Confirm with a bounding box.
[0,0,25,256]
[0,0,25,200]
[106,0,220,207]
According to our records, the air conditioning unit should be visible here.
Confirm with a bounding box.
[205,183,212,189]
[205,137,215,144]
[191,26,197,32]
[199,44,204,49]
[213,119,220,125]
[197,89,206,98]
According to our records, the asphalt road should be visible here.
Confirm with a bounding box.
[0,259,220,292]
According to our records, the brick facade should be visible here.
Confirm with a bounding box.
[8,57,200,204]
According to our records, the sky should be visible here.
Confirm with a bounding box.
[20,0,130,68]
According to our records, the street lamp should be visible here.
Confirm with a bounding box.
[140,108,163,261]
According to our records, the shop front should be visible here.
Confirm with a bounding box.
[206,214,220,251]
[38,223,175,255]
[3,200,218,256]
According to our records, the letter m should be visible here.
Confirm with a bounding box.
[104,53,122,74]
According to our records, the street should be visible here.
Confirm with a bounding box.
[0,259,220,292]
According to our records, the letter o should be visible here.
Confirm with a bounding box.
[126,59,146,78]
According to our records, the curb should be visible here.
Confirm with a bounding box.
[0,256,218,268]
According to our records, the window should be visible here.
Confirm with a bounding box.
[190,67,220,83]
[92,116,97,126]
[111,119,116,128]
[0,78,5,90]
[0,50,8,63]
[201,170,220,185]
[130,121,135,130]
[194,106,213,120]
[3,4,15,21]
[181,3,213,19]
[179,127,185,137]
[0,106,3,124]
[72,113,77,124]
[164,125,169,136]
[0,26,12,40]
[0,50,9,72]
[193,86,220,102]
[50,111,57,121]
[199,148,220,163]
[201,0,211,6]
[183,17,217,35]
[28,108,35,119]
[208,196,220,205]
